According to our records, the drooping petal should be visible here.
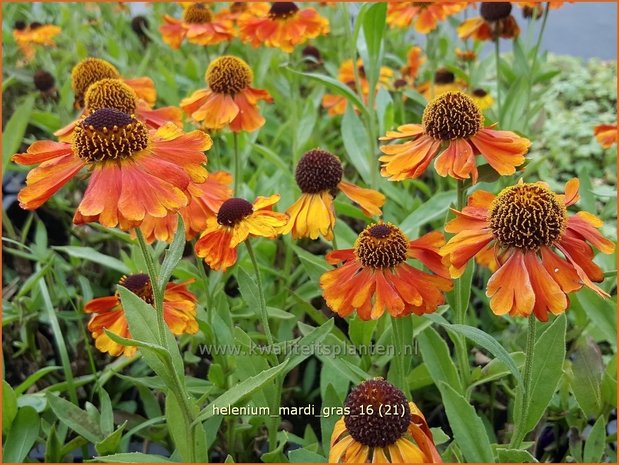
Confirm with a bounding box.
[469,127,530,176]
[338,180,385,217]
[486,250,535,317]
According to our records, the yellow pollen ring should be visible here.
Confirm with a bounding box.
[422,91,484,141]
[71,58,120,108]
[206,56,253,95]
[84,78,138,114]
[73,109,149,163]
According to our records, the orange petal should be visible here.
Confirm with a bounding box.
[338,180,385,217]
[470,128,530,175]
[486,250,535,317]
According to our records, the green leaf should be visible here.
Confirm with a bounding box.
[358,2,387,92]
[418,326,462,393]
[583,415,606,462]
[2,380,18,435]
[341,106,372,184]
[572,289,617,344]
[165,394,205,462]
[287,69,368,118]
[438,382,494,463]
[53,246,130,274]
[288,448,327,463]
[118,286,185,381]
[14,366,61,396]
[91,452,175,463]
[2,94,35,176]
[496,448,538,463]
[158,215,185,290]
[400,190,456,236]
[95,421,127,456]
[570,337,604,418]
[429,320,523,386]
[103,328,168,356]
[45,393,104,444]
[286,319,335,371]
[237,267,265,315]
[194,360,290,423]
[525,315,566,432]
[3,406,40,463]
[293,246,330,287]
[98,387,114,436]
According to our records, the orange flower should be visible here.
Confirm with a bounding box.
[455,48,477,62]
[138,171,233,243]
[283,149,385,241]
[218,2,270,23]
[238,2,329,53]
[330,379,442,463]
[70,57,156,109]
[458,2,520,41]
[386,2,466,33]
[321,59,394,116]
[440,179,615,321]
[194,195,288,271]
[320,222,452,320]
[159,3,235,49]
[594,123,617,149]
[181,56,272,132]
[12,21,61,62]
[85,274,198,357]
[55,78,182,142]
[379,91,531,183]
[401,46,425,85]
[13,108,211,230]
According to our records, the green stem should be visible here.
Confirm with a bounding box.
[245,240,274,348]
[510,315,537,448]
[135,228,166,345]
[454,181,470,387]
[494,38,502,118]
[134,230,198,462]
[233,132,241,196]
[391,316,408,396]
[524,3,550,131]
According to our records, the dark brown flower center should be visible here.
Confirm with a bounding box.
[480,2,513,21]
[472,88,488,97]
[206,56,253,95]
[422,91,484,140]
[74,108,148,162]
[34,70,55,92]
[434,68,455,84]
[119,273,154,304]
[71,58,121,108]
[217,198,253,226]
[295,149,343,194]
[489,183,567,250]
[30,21,43,30]
[131,15,149,35]
[354,223,409,269]
[268,2,299,19]
[84,78,137,114]
[344,379,411,448]
[302,45,321,61]
[184,3,213,24]
[14,20,27,31]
